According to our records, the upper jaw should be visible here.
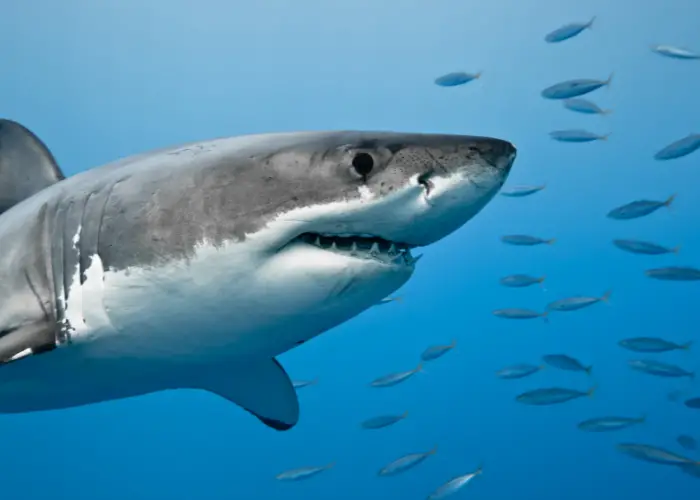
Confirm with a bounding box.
[292,232,422,267]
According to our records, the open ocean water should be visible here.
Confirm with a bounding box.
[2,0,699,498]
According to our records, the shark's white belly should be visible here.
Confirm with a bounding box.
[70,240,410,364]
[0,240,409,414]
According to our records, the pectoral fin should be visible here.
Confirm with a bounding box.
[198,358,299,431]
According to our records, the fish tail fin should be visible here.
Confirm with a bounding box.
[392,296,403,302]
[605,72,614,88]
[428,445,438,455]
[587,15,596,28]
[664,193,677,207]
[600,290,612,303]
[538,364,546,370]
[538,275,546,285]
[639,414,647,423]
[585,365,593,375]
[449,339,458,348]
[672,245,681,254]
[542,311,550,324]
[325,462,336,470]
[474,71,483,79]
[587,386,597,397]
[415,362,424,373]
[546,238,556,245]
[600,133,610,141]
[601,108,613,115]
[681,341,693,350]
[474,463,484,475]
[401,410,409,418]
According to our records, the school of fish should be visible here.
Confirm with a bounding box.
[276,16,700,497]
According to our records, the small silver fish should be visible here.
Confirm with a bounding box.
[542,354,592,374]
[617,443,698,466]
[541,75,613,99]
[496,363,544,379]
[618,337,691,353]
[654,134,700,160]
[427,464,483,500]
[613,239,679,255]
[678,435,697,451]
[563,98,611,115]
[547,291,611,312]
[550,129,608,142]
[361,411,409,430]
[492,308,548,322]
[427,465,483,500]
[499,274,546,288]
[370,363,423,388]
[516,386,595,405]
[607,194,675,220]
[292,379,318,390]
[377,446,437,476]
[434,71,482,87]
[501,234,555,246]
[645,266,700,281]
[374,296,403,306]
[421,340,457,362]
[545,17,596,43]
[578,415,645,432]
[275,462,335,481]
[651,44,700,60]
[684,397,700,409]
[500,184,546,197]
[629,359,694,379]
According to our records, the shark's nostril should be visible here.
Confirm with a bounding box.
[417,170,435,195]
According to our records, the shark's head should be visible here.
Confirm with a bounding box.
[217,131,517,351]
[78,130,515,361]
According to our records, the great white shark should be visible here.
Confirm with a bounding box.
[0,118,516,430]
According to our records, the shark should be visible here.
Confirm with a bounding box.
[0,118,516,430]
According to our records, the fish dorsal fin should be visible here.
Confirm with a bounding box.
[0,119,65,215]
[197,358,300,431]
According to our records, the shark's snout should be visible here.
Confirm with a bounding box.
[376,134,517,247]
[475,138,517,172]
[393,134,516,183]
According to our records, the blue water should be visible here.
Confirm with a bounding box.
[3,0,700,498]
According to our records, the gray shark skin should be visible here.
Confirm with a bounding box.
[0,118,516,430]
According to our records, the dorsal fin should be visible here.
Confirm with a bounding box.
[0,119,65,215]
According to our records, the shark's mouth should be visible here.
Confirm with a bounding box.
[291,233,420,266]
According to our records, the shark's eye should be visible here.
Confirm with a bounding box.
[351,152,374,177]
